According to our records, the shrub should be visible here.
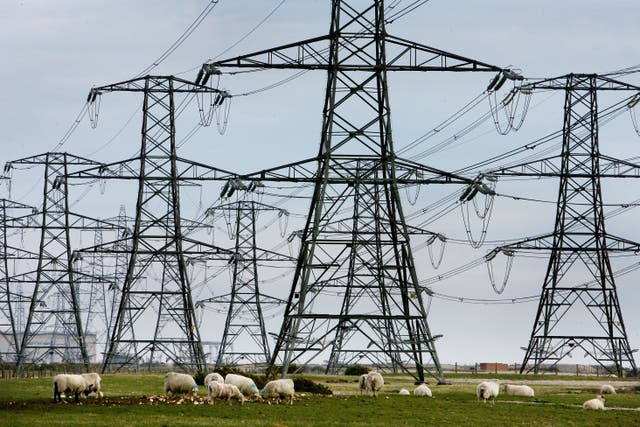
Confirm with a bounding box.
[192,370,207,386]
[344,365,370,376]
[292,376,332,395]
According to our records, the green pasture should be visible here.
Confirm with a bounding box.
[0,373,638,426]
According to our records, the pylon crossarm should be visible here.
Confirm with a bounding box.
[383,34,505,72]
[198,35,508,74]
[90,75,224,96]
[521,73,640,92]
[231,155,472,184]
[6,152,102,168]
[63,156,237,182]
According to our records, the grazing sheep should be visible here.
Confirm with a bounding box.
[164,372,198,396]
[365,372,384,397]
[204,372,224,387]
[208,382,244,405]
[599,384,616,395]
[399,389,410,395]
[225,373,260,400]
[260,379,295,405]
[81,372,103,398]
[358,374,368,395]
[476,380,499,404]
[583,395,606,410]
[53,374,94,403]
[413,384,433,397]
[503,384,534,397]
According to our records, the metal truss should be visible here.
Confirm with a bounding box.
[3,153,122,372]
[0,199,39,363]
[67,76,234,372]
[198,0,513,383]
[200,196,292,368]
[490,74,640,376]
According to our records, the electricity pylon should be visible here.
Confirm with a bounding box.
[201,192,292,368]
[490,74,640,376]
[5,153,120,372]
[0,199,39,363]
[198,0,515,382]
[65,76,235,372]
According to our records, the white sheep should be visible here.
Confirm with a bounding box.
[225,373,260,400]
[583,395,606,410]
[164,372,198,397]
[204,372,224,387]
[413,384,432,397]
[476,380,499,404]
[208,382,244,405]
[399,389,410,395]
[358,373,368,395]
[365,372,384,397]
[260,379,295,405]
[599,384,616,395]
[53,374,94,403]
[81,372,103,398]
[503,384,534,397]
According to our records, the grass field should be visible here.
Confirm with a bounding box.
[1,373,639,426]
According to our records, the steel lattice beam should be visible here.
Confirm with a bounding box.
[69,76,234,372]
[200,199,291,368]
[196,1,514,383]
[489,74,639,376]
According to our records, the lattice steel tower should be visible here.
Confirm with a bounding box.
[67,76,233,372]
[6,153,113,372]
[198,0,512,382]
[0,199,39,363]
[492,74,640,376]
[202,195,291,368]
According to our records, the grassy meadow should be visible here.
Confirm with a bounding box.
[0,373,639,426]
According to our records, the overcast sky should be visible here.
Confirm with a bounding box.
[1,0,640,366]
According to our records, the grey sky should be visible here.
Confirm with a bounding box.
[1,1,640,365]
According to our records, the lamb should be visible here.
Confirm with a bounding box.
[207,381,244,405]
[476,380,499,404]
[53,374,94,403]
[399,389,410,395]
[204,372,224,387]
[260,378,295,405]
[81,372,103,398]
[164,372,198,396]
[365,372,384,397]
[583,395,606,410]
[599,384,616,395]
[503,384,534,397]
[413,384,433,397]
[225,373,260,400]
[358,373,368,395]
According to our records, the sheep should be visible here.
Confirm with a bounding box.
[599,384,616,395]
[164,372,198,397]
[81,372,103,398]
[503,384,534,398]
[208,381,244,405]
[399,389,410,395]
[413,384,432,397]
[365,372,384,397]
[260,379,295,405]
[583,395,606,410]
[358,373,368,395]
[53,374,94,403]
[225,373,260,400]
[204,372,224,387]
[476,380,499,404]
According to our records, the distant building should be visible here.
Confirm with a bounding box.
[479,362,509,372]
[0,332,97,364]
